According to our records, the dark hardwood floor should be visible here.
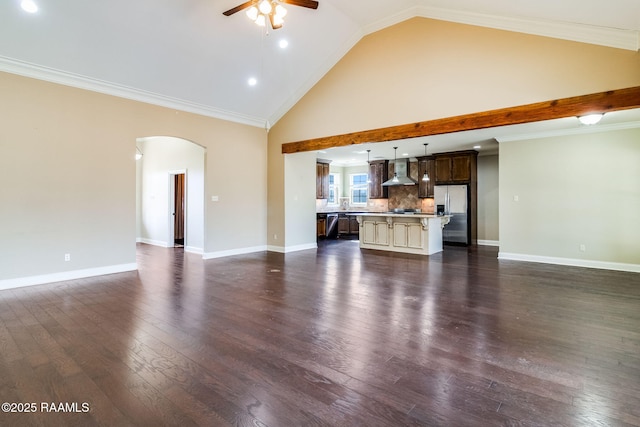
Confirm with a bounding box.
[1,241,639,426]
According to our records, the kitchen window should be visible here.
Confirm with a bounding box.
[328,173,339,205]
[350,173,368,205]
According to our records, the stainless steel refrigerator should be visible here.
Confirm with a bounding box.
[434,184,469,245]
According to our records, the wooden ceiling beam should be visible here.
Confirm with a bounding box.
[281,86,640,154]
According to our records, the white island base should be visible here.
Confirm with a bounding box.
[354,214,451,256]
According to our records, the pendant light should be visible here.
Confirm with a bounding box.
[421,143,430,182]
[366,149,372,183]
[392,147,399,183]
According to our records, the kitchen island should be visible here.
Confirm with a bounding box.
[350,213,450,255]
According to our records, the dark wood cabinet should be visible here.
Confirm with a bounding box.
[416,156,435,198]
[316,161,330,199]
[350,217,359,234]
[317,214,326,237]
[368,160,389,199]
[434,152,474,184]
[338,216,349,234]
[338,214,359,235]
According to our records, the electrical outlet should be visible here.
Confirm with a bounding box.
[513,195,519,202]
[273,234,278,240]
[64,253,71,261]
[579,244,586,252]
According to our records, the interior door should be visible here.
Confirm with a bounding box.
[173,173,185,246]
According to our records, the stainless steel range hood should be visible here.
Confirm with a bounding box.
[382,158,417,186]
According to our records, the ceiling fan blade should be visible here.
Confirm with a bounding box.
[280,0,319,10]
[222,1,255,16]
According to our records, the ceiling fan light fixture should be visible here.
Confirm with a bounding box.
[224,0,317,31]
[246,6,259,21]
[258,0,272,15]
[275,4,287,18]
[272,13,284,27]
[255,14,266,26]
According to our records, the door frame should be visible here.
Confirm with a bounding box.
[168,169,187,247]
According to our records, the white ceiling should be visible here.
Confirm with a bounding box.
[1,0,638,132]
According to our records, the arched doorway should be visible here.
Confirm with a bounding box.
[135,136,206,254]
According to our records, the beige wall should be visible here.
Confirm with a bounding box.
[499,128,639,268]
[268,17,640,256]
[0,72,267,284]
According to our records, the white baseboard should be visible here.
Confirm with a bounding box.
[185,246,204,255]
[478,239,500,247]
[498,252,640,273]
[0,263,138,291]
[138,238,171,248]
[267,243,318,253]
[203,245,268,259]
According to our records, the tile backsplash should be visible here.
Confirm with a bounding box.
[387,160,433,211]
[388,186,421,210]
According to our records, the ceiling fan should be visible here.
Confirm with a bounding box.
[223,0,319,30]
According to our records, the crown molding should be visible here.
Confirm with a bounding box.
[496,120,640,143]
[414,6,639,51]
[0,55,267,128]
[360,5,639,52]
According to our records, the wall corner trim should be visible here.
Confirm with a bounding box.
[0,263,138,291]
[497,252,640,273]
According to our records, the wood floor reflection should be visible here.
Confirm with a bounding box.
[1,241,639,426]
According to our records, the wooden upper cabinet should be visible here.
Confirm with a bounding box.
[435,157,451,183]
[434,151,477,184]
[451,155,471,182]
[368,160,389,199]
[316,161,330,199]
[417,156,435,198]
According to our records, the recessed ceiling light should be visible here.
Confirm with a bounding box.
[279,39,288,49]
[473,145,481,149]
[248,77,257,86]
[21,0,38,13]
[402,153,409,157]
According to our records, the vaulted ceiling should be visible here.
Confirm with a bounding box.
[1,0,639,131]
